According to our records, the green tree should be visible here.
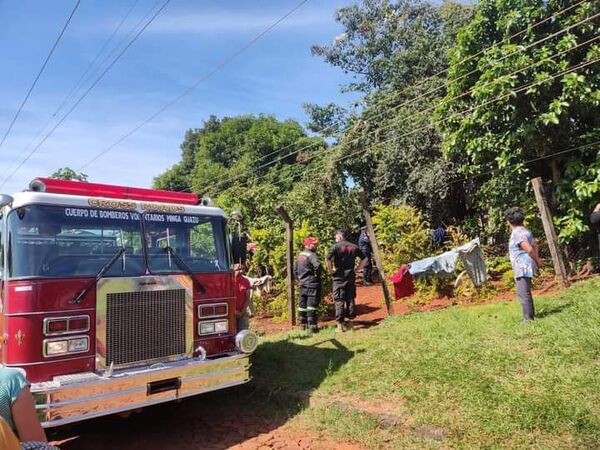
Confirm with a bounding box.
[310,0,474,223]
[311,0,474,94]
[154,115,221,191]
[155,114,326,197]
[50,167,88,181]
[437,0,600,241]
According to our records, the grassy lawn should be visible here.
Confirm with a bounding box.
[249,278,600,449]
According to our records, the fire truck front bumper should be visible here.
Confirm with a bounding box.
[31,352,251,427]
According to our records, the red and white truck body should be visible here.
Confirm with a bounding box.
[0,178,257,427]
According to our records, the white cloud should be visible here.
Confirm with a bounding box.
[147,9,332,34]
[82,2,337,38]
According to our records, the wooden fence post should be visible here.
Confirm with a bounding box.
[531,177,569,287]
[275,205,296,325]
[360,191,394,316]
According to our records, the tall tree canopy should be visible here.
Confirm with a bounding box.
[155,115,326,196]
[154,113,360,242]
[311,0,473,94]
[438,0,600,240]
[308,0,475,224]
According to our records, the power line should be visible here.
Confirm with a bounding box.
[448,140,600,187]
[199,6,599,193]
[78,0,312,171]
[0,0,142,183]
[294,141,600,201]
[194,0,593,191]
[50,0,142,127]
[217,56,600,194]
[0,0,172,189]
[260,138,600,199]
[0,0,81,151]
[208,29,599,193]
[62,0,166,114]
[300,57,600,189]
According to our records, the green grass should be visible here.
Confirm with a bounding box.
[249,278,600,449]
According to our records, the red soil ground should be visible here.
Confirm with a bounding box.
[253,280,561,335]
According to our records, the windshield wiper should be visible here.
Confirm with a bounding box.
[69,247,126,304]
[163,246,206,294]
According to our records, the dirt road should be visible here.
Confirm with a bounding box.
[51,385,361,449]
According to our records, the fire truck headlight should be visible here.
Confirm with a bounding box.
[214,320,228,333]
[68,337,89,352]
[199,322,215,335]
[44,336,89,357]
[45,340,68,356]
[236,330,258,354]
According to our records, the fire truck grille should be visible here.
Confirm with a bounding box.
[106,289,186,367]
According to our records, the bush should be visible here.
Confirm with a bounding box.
[371,204,432,276]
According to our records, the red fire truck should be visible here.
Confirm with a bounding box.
[0,177,258,427]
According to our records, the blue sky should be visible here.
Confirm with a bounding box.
[0,0,357,194]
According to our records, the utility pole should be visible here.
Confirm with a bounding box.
[275,205,296,325]
[531,177,569,287]
[360,191,394,316]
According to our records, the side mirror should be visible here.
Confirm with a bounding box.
[0,194,14,208]
[231,234,248,265]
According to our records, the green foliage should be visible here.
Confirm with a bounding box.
[486,254,514,280]
[302,102,348,137]
[311,0,474,93]
[311,0,474,224]
[438,0,600,241]
[371,203,432,275]
[50,167,88,181]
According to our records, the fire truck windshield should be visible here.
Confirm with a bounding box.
[7,205,144,279]
[7,205,230,279]
[144,212,229,274]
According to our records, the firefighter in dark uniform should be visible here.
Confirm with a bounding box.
[326,230,368,332]
[295,236,321,332]
[358,226,373,285]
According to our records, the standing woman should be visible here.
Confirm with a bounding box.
[505,207,543,321]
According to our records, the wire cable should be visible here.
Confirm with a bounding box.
[0,0,172,189]
[447,140,600,187]
[259,136,600,197]
[288,57,600,190]
[216,56,600,194]
[51,0,142,127]
[0,0,142,182]
[199,6,599,192]
[78,0,312,171]
[194,0,593,191]
[0,0,81,151]
[208,31,600,192]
